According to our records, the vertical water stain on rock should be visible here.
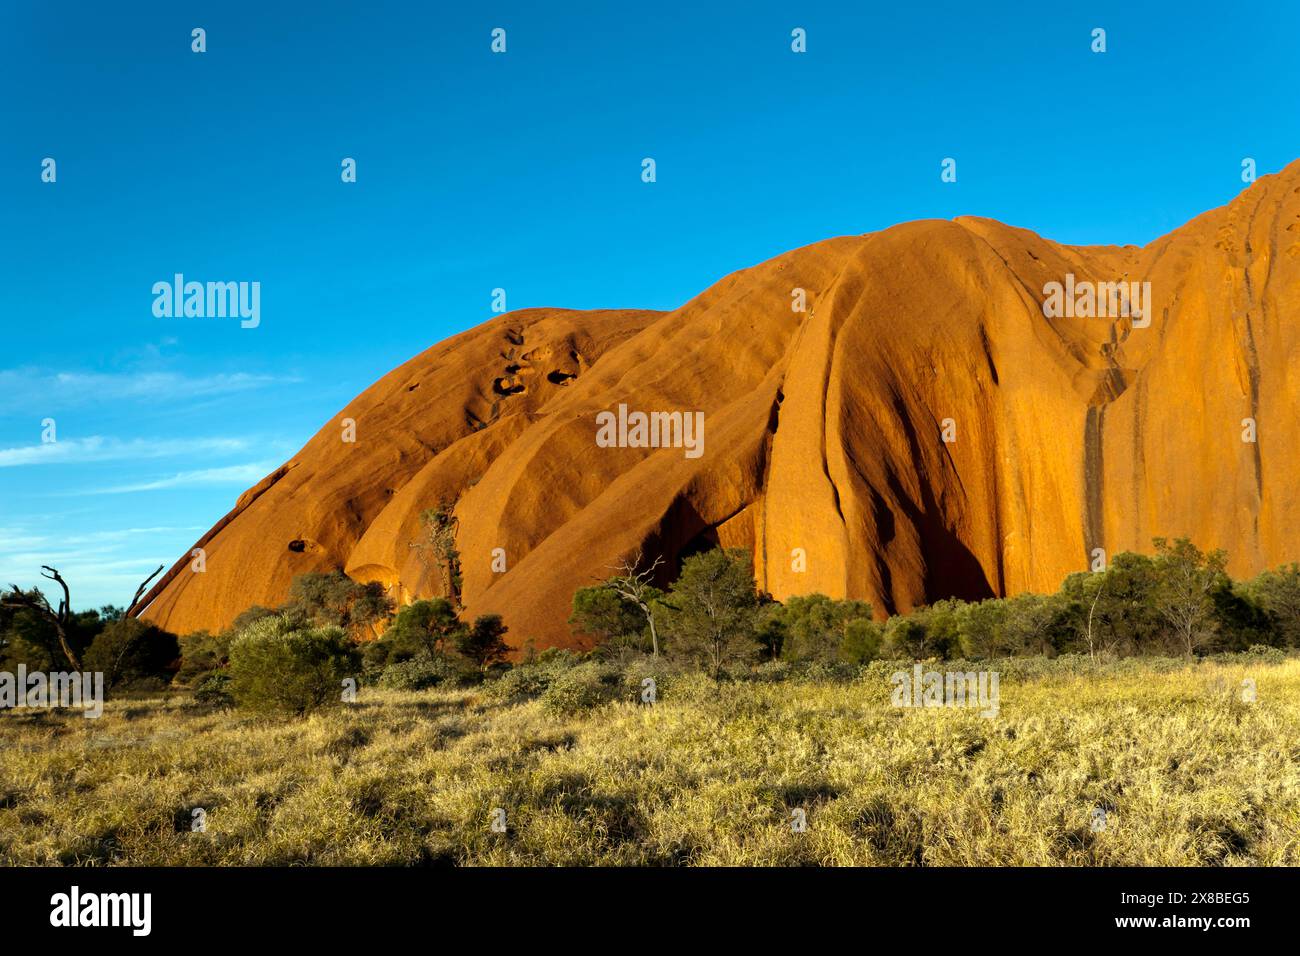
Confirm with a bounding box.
[1082,405,1105,564]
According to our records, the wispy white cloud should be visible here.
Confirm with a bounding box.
[0,367,297,411]
[0,522,207,609]
[0,436,251,467]
[0,530,50,552]
[0,526,203,557]
[86,462,276,494]
[71,526,207,540]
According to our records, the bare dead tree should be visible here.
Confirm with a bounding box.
[606,551,665,658]
[2,566,81,669]
[2,564,165,672]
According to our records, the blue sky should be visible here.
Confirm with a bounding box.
[2,0,1297,610]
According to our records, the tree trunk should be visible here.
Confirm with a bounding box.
[56,626,82,671]
[646,606,659,658]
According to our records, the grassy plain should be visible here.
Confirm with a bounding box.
[2,655,1297,866]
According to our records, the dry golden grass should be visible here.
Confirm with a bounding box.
[1,656,1297,866]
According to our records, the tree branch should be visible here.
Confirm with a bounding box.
[125,565,165,617]
[40,566,71,623]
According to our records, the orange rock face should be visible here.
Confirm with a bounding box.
[140,163,1300,650]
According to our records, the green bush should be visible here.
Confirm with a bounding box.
[1208,644,1289,666]
[570,584,647,648]
[751,660,793,683]
[880,615,931,659]
[82,618,180,690]
[840,618,882,663]
[382,598,465,660]
[455,614,511,671]
[174,630,230,686]
[541,662,621,716]
[618,655,671,699]
[649,668,718,704]
[483,649,580,702]
[661,548,761,675]
[376,654,473,690]
[0,600,107,672]
[286,571,394,641]
[226,616,360,716]
[609,661,723,703]
[790,659,862,683]
[484,666,548,702]
[776,594,876,663]
[194,672,235,707]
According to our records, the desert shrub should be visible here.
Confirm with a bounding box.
[226,616,360,716]
[485,667,549,702]
[0,608,62,671]
[1242,564,1300,647]
[194,672,235,707]
[754,602,786,661]
[361,638,397,676]
[1207,644,1290,666]
[227,603,285,634]
[950,598,1005,658]
[541,662,621,716]
[610,653,719,703]
[455,614,511,671]
[484,648,580,702]
[617,654,701,703]
[377,654,473,690]
[777,594,875,663]
[82,618,180,690]
[789,659,862,683]
[975,654,1092,681]
[0,599,109,671]
[1245,643,1289,661]
[1056,553,1167,656]
[1211,584,1275,651]
[880,615,931,659]
[174,630,230,686]
[841,618,882,663]
[661,548,761,675]
[1149,537,1229,656]
[997,592,1065,656]
[363,600,472,679]
[570,584,646,650]
[663,668,725,703]
[750,659,792,682]
[384,599,464,657]
[286,571,394,641]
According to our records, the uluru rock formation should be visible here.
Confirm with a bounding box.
[139,162,1300,650]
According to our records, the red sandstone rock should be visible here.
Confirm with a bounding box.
[139,163,1300,650]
